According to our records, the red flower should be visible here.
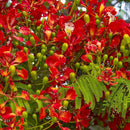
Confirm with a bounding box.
[75,103,91,130]
[16,68,28,80]
[97,67,118,85]
[65,88,77,100]
[15,105,26,116]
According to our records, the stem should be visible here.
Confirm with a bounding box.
[68,1,76,16]
[27,120,52,129]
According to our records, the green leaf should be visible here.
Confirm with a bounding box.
[73,83,82,109]
[9,101,16,113]
[23,100,31,113]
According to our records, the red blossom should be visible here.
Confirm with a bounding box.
[16,68,28,80]
[65,88,77,100]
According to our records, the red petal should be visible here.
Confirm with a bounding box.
[19,26,30,35]
[15,105,25,116]
[65,88,77,100]
[13,35,24,42]
[40,107,48,120]
[16,68,28,80]
[58,110,71,123]
[13,51,28,64]
[20,90,30,100]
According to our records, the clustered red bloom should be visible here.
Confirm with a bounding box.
[0,0,130,130]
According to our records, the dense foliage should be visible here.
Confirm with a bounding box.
[0,0,130,130]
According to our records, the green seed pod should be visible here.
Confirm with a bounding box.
[62,43,68,53]
[113,58,118,65]
[120,46,125,52]
[69,72,76,83]
[105,91,110,100]
[28,54,34,62]
[22,11,27,17]
[49,50,54,56]
[51,117,57,123]
[108,32,113,40]
[87,54,92,61]
[42,76,48,85]
[110,56,113,61]
[123,34,129,41]
[30,36,35,46]
[9,65,15,77]
[96,19,100,25]
[31,71,37,80]
[84,14,90,23]
[75,62,80,70]
[22,111,28,119]
[23,47,28,53]
[28,84,31,89]
[117,53,121,58]
[36,90,40,96]
[103,54,108,61]
[118,61,123,68]
[63,100,69,108]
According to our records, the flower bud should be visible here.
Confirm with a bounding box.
[41,49,46,55]
[120,46,125,53]
[113,58,118,65]
[108,32,113,40]
[117,53,121,58]
[103,54,108,61]
[51,32,56,38]
[43,63,48,69]
[96,19,100,25]
[22,111,28,119]
[42,76,48,85]
[82,65,89,73]
[9,65,15,77]
[49,50,54,56]
[75,62,80,70]
[40,125,43,129]
[51,46,55,51]
[62,43,68,53]
[84,14,90,23]
[28,55,34,62]
[95,14,99,19]
[37,53,42,61]
[42,55,47,62]
[105,91,110,100]
[109,56,113,61]
[22,11,27,17]
[32,114,37,121]
[13,87,18,92]
[118,61,123,68]
[31,71,37,80]
[36,90,40,96]
[63,100,69,108]
[0,24,3,30]
[28,84,31,89]
[69,72,76,82]
[30,36,35,46]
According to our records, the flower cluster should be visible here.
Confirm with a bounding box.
[0,0,130,130]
